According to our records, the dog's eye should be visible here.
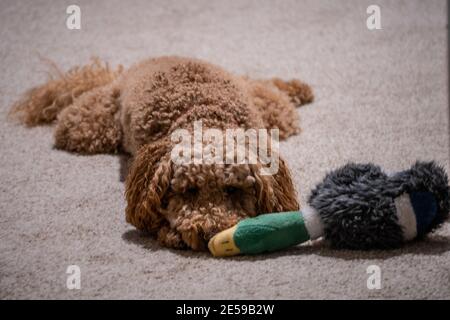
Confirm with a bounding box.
[186,187,199,196]
[225,186,240,195]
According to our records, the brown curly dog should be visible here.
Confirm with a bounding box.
[11,56,313,250]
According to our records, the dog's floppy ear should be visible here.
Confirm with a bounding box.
[253,157,299,213]
[125,139,173,233]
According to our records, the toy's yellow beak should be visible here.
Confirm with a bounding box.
[208,225,240,257]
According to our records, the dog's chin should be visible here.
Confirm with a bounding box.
[178,224,225,251]
[162,199,257,251]
[167,216,241,251]
[180,230,208,251]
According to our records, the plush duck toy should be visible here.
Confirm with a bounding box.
[208,162,450,257]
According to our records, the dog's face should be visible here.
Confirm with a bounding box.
[125,139,299,250]
[162,162,258,250]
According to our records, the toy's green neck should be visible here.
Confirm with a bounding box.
[232,207,324,255]
[208,207,326,256]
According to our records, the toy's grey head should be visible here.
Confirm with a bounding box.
[308,161,449,250]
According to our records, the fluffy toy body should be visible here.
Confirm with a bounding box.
[208,162,450,256]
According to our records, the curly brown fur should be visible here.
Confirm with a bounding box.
[12,56,313,250]
[10,58,123,126]
[54,83,122,154]
[247,80,301,139]
[271,78,314,106]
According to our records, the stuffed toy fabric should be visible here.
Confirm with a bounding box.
[208,161,450,256]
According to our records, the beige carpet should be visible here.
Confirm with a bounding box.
[1,0,449,299]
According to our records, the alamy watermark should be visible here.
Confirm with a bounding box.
[366,265,382,290]
[366,5,381,30]
[170,120,279,176]
[66,265,81,290]
[66,5,81,30]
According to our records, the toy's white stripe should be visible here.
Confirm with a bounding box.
[302,205,324,240]
[394,194,417,241]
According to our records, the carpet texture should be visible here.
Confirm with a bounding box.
[0,0,449,299]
